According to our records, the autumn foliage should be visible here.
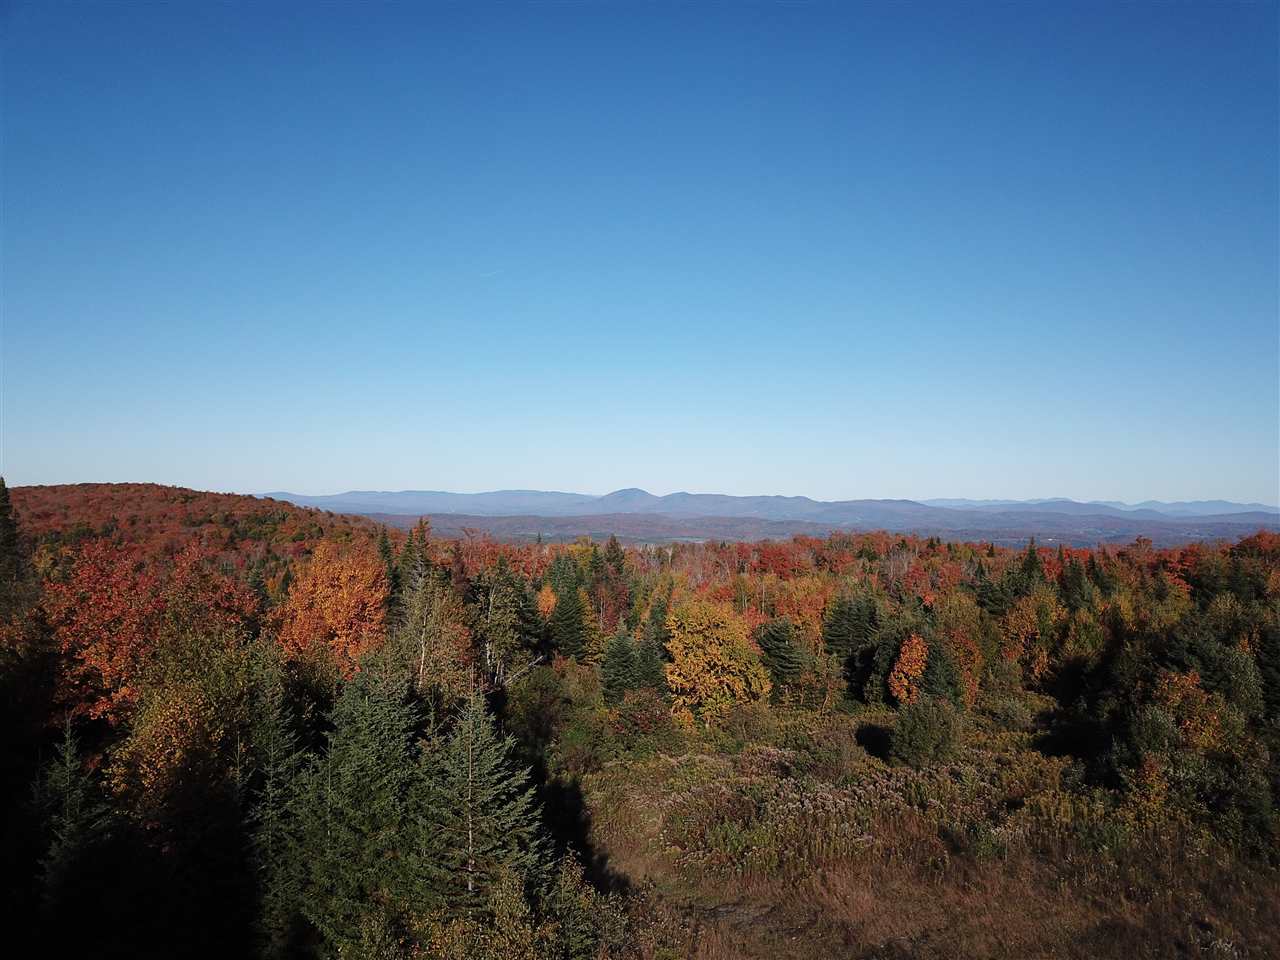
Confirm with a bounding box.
[6,482,1280,960]
[887,632,928,705]
[275,541,388,675]
[45,541,257,724]
[664,599,771,726]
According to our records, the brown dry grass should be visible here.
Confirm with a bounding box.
[590,750,1279,960]
[667,834,1280,960]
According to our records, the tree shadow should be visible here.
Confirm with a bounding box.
[538,775,631,894]
[855,721,893,761]
[491,678,631,895]
[40,814,255,960]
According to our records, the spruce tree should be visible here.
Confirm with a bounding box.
[1256,614,1280,725]
[1061,556,1092,612]
[1021,538,1043,583]
[421,691,547,916]
[398,527,420,589]
[643,595,670,648]
[822,597,857,665]
[602,535,626,577]
[633,637,668,694]
[246,561,270,610]
[546,554,579,598]
[247,644,305,958]
[480,559,537,684]
[822,596,876,691]
[549,587,587,660]
[290,664,422,951]
[397,519,433,599]
[921,639,962,705]
[545,858,619,960]
[755,618,805,694]
[378,526,400,614]
[37,721,107,910]
[576,587,605,664]
[601,631,637,704]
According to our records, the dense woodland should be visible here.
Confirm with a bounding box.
[2,481,1278,958]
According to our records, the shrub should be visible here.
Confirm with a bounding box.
[609,689,686,757]
[554,709,620,777]
[790,715,871,782]
[891,695,960,767]
[720,700,778,747]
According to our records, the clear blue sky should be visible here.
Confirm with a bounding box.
[3,1,1277,503]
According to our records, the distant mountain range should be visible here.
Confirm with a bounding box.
[261,489,1279,547]
[920,497,1278,517]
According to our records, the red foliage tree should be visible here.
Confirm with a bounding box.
[45,540,257,724]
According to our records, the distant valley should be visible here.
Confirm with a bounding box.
[263,489,1280,547]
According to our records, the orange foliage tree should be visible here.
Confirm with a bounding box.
[887,633,928,706]
[536,582,558,621]
[45,541,164,724]
[275,541,388,675]
[1153,670,1222,752]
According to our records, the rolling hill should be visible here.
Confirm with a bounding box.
[266,488,1280,547]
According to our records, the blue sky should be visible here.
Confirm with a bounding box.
[3,1,1277,503]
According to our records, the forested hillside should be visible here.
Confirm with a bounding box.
[2,481,1278,958]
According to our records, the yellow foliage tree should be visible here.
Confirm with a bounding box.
[932,592,984,707]
[1001,585,1065,679]
[664,599,771,727]
[1153,670,1222,752]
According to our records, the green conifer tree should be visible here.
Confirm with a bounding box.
[546,554,580,597]
[755,618,805,695]
[544,857,623,960]
[643,595,670,648]
[602,535,626,577]
[1061,556,1093,612]
[247,644,305,958]
[479,559,537,684]
[601,631,636,704]
[549,587,587,660]
[822,596,877,693]
[378,526,400,614]
[37,721,107,910]
[246,561,270,610]
[421,691,547,916]
[1021,538,1044,583]
[290,665,422,951]
[633,637,668,694]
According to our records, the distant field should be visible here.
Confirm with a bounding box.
[365,508,1278,548]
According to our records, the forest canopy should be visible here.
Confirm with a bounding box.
[2,481,1278,959]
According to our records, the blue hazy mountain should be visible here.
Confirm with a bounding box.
[921,497,1277,517]
[267,489,1277,521]
[262,489,1278,547]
